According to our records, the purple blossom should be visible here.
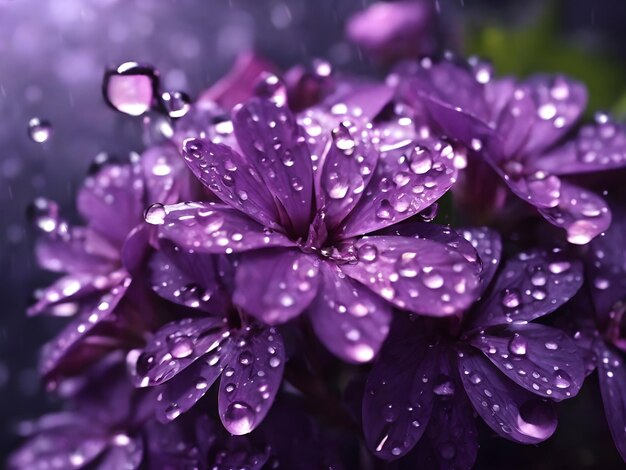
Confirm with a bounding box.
[396,57,625,244]
[150,82,480,363]
[346,0,438,64]
[362,228,585,465]
[28,146,189,383]
[128,243,285,435]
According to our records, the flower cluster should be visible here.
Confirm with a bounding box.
[11,2,626,469]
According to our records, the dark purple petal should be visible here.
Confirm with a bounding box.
[469,323,585,400]
[586,204,626,321]
[337,137,459,238]
[198,52,276,109]
[157,202,294,253]
[535,117,626,175]
[595,342,626,461]
[181,139,281,229]
[35,226,117,274]
[233,96,314,235]
[458,347,558,444]
[95,436,143,470]
[149,245,231,315]
[219,326,285,435]
[460,227,502,291]
[424,378,478,470]
[155,340,235,422]
[308,261,391,363]
[39,278,131,377]
[318,124,379,231]
[130,317,230,387]
[538,182,611,245]
[471,249,583,328]
[28,270,127,316]
[362,317,435,460]
[77,163,144,248]
[233,249,320,325]
[342,236,479,316]
[120,225,151,276]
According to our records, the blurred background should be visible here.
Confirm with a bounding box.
[1,0,625,467]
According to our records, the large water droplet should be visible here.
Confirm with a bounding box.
[103,62,158,116]
[552,369,571,389]
[224,401,256,435]
[161,91,191,118]
[508,334,527,355]
[28,117,52,143]
[255,74,287,107]
[144,203,166,225]
[517,399,557,440]
[358,243,378,262]
[169,336,194,359]
[501,290,520,308]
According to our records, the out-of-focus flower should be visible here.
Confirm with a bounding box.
[9,359,152,470]
[346,0,438,64]
[28,146,189,383]
[396,57,626,244]
[150,81,480,363]
[362,228,585,465]
[128,243,285,436]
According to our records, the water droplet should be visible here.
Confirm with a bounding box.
[358,244,378,262]
[332,124,356,155]
[552,369,571,389]
[433,379,455,396]
[103,62,158,116]
[255,74,287,107]
[501,290,520,308]
[239,351,254,366]
[423,272,444,289]
[548,262,570,274]
[169,337,194,359]
[28,198,59,233]
[409,145,432,174]
[161,91,191,118]
[508,334,527,356]
[224,401,256,435]
[27,117,52,143]
[566,220,594,245]
[144,203,166,225]
[269,356,281,368]
[517,399,556,440]
[376,200,393,220]
[165,403,181,420]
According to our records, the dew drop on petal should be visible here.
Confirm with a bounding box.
[508,334,527,356]
[28,117,52,143]
[517,399,557,440]
[224,401,256,435]
[144,203,166,225]
[161,91,191,118]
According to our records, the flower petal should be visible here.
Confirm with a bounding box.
[35,226,118,274]
[181,139,281,229]
[586,204,626,322]
[362,316,435,460]
[140,142,190,204]
[198,52,276,109]
[233,97,315,236]
[219,326,285,435]
[148,244,231,315]
[538,182,611,245]
[458,347,558,444]
[337,136,458,238]
[77,163,144,248]
[233,249,320,325]
[130,317,230,387]
[535,117,626,175]
[595,342,626,461]
[342,236,479,316]
[308,261,391,363]
[460,227,502,291]
[158,202,294,254]
[470,249,583,328]
[28,270,127,317]
[469,323,585,400]
[39,277,131,379]
[155,339,235,423]
[318,123,379,231]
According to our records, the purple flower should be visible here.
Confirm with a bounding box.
[579,201,626,461]
[150,83,480,363]
[128,243,285,436]
[28,145,189,382]
[397,57,625,244]
[9,358,152,470]
[346,0,438,64]
[362,228,585,465]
